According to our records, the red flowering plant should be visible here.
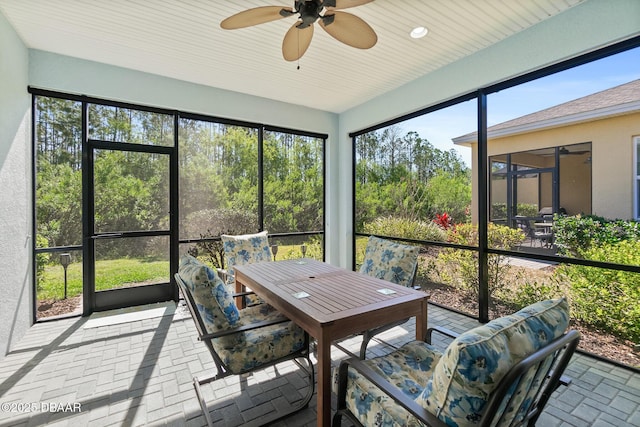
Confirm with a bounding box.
[433,212,453,230]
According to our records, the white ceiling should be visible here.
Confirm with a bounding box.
[0,0,584,113]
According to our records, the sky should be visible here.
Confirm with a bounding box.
[400,46,640,167]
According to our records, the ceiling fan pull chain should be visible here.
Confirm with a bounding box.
[297,30,301,70]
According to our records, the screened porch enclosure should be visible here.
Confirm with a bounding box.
[490,142,592,246]
[33,92,326,320]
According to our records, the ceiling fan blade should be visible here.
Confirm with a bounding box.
[282,21,314,61]
[324,0,374,10]
[319,11,377,49]
[220,6,293,29]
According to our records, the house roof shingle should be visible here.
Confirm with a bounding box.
[453,78,640,144]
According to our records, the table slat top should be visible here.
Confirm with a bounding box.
[234,259,426,324]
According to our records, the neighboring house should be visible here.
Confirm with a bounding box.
[454,79,640,225]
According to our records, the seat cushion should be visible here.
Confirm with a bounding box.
[344,340,442,426]
[359,236,420,287]
[416,298,570,427]
[213,303,306,374]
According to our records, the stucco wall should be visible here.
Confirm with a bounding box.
[477,112,640,221]
[0,12,31,357]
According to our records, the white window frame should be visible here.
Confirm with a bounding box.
[635,136,640,220]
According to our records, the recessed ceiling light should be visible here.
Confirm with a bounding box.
[410,26,428,39]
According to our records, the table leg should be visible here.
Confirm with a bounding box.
[316,336,331,427]
[416,298,428,341]
[234,279,246,309]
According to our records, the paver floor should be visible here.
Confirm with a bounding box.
[0,301,638,426]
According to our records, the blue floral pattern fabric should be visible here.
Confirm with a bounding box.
[221,231,272,306]
[178,255,239,337]
[343,298,570,427]
[359,236,420,287]
[178,255,305,374]
[214,303,306,374]
[221,231,272,282]
[344,340,441,426]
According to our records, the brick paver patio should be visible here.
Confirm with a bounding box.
[0,301,638,426]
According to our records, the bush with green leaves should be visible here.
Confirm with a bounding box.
[490,203,539,221]
[362,215,447,242]
[506,276,563,309]
[554,214,640,258]
[185,208,259,269]
[555,240,640,342]
[35,234,50,291]
[436,223,525,299]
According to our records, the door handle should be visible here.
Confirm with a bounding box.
[93,233,123,239]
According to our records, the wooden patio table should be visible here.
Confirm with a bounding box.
[233,258,429,427]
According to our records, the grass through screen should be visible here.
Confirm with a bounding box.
[39,258,169,300]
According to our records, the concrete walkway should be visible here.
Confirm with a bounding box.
[0,301,638,426]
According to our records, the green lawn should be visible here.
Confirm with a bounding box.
[38,242,324,301]
[38,258,169,300]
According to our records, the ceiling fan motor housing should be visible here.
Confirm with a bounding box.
[295,0,324,28]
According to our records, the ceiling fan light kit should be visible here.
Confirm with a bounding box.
[220,0,377,62]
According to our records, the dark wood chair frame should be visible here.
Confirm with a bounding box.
[175,273,315,427]
[333,325,580,427]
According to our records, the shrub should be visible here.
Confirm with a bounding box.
[363,216,447,242]
[437,223,525,299]
[554,214,640,258]
[35,234,50,291]
[555,240,640,342]
[491,203,539,221]
[185,208,259,269]
[433,212,453,230]
[507,276,563,309]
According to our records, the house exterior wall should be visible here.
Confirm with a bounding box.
[471,112,640,222]
[0,12,31,357]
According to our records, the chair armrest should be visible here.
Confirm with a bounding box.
[231,291,256,298]
[337,358,448,427]
[199,316,291,341]
[216,268,230,283]
[426,325,459,344]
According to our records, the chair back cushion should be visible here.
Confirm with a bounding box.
[221,231,272,282]
[359,236,420,287]
[178,255,241,344]
[417,298,570,427]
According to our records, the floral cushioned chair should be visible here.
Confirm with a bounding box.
[348,236,421,359]
[221,231,273,307]
[333,298,580,427]
[176,255,314,427]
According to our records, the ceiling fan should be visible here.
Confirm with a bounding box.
[540,146,591,157]
[220,0,377,62]
[558,146,591,156]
